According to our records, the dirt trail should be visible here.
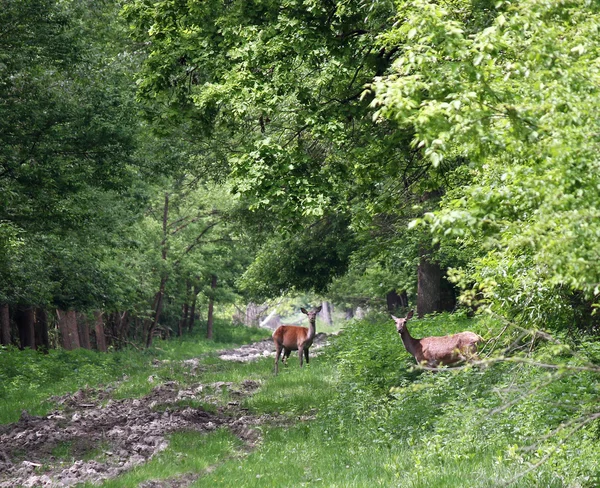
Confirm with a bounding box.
[0,334,330,487]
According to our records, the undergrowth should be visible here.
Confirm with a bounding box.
[2,312,599,487]
[199,312,600,487]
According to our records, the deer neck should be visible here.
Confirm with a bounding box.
[399,326,419,356]
[306,319,316,341]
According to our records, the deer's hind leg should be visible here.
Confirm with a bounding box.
[283,348,291,365]
[274,343,283,374]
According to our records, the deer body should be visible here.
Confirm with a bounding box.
[273,306,321,374]
[392,311,482,367]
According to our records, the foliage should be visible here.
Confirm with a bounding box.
[326,314,600,487]
[238,214,356,298]
[372,0,600,327]
[122,0,445,299]
[0,0,146,309]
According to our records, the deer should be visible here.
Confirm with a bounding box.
[273,305,322,374]
[391,310,483,368]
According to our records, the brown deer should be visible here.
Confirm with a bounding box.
[391,310,482,367]
[273,305,322,374]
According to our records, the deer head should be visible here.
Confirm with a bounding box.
[301,306,322,322]
[391,310,414,334]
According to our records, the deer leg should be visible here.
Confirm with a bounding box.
[283,348,291,365]
[304,348,309,365]
[275,344,283,374]
[465,344,479,362]
[298,347,304,367]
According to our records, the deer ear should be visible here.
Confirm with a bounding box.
[314,305,322,313]
[391,314,398,321]
[300,308,308,314]
[406,310,414,320]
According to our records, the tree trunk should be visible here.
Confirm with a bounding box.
[68,311,80,349]
[440,276,457,313]
[35,308,50,352]
[179,300,189,337]
[320,301,333,326]
[188,286,199,333]
[58,310,80,350]
[16,306,36,350]
[133,317,141,342]
[146,277,167,348]
[94,311,107,352]
[386,290,408,313]
[118,312,130,343]
[178,281,190,337]
[77,313,91,349]
[146,193,170,348]
[56,309,71,350]
[1,304,11,345]
[245,302,268,326]
[416,249,444,318]
[245,303,259,326]
[207,274,217,339]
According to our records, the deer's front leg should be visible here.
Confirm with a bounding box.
[274,344,283,374]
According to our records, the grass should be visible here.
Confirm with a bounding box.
[2,312,599,487]
[80,429,242,488]
[246,359,337,415]
[195,428,564,488]
[0,319,270,423]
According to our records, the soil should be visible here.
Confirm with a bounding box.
[0,333,330,487]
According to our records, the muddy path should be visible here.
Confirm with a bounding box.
[0,334,330,487]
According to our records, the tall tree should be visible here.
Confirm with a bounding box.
[123,0,472,306]
[372,0,600,327]
[0,305,10,346]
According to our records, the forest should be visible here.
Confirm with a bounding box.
[1,0,600,486]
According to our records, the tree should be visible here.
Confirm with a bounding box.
[372,0,600,327]
[136,177,252,346]
[0,0,147,341]
[123,0,475,307]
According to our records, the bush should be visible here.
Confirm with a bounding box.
[325,312,600,485]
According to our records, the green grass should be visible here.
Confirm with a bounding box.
[80,429,242,488]
[0,320,270,423]
[2,313,599,487]
[195,426,566,488]
[246,358,337,415]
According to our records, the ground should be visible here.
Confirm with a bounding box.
[0,333,329,487]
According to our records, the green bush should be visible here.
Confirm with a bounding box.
[326,312,600,486]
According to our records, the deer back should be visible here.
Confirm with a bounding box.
[418,331,482,365]
[272,325,310,350]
